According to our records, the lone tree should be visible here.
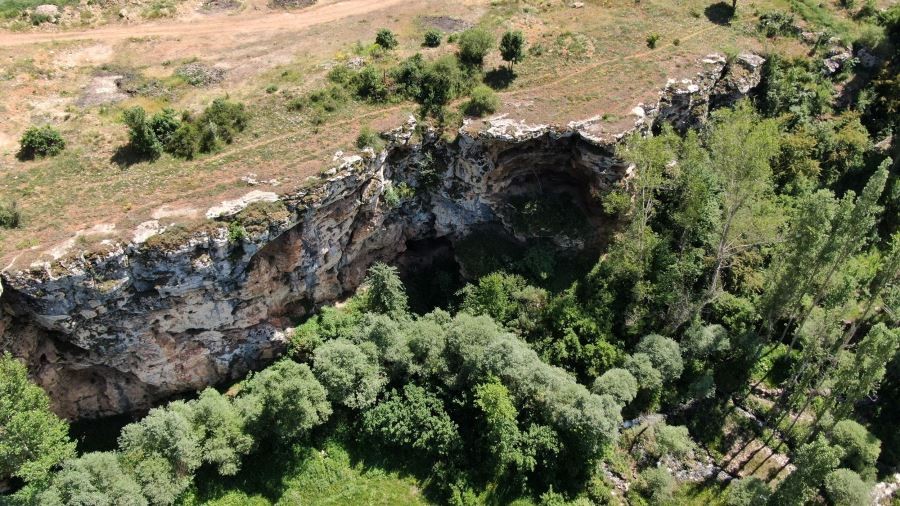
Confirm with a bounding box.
[499,30,525,70]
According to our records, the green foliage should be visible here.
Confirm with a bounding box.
[761,56,833,123]
[0,201,22,229]
[354,65,390,102]
[635,467,674,504]
[635,334,683,383]
[363,384,461,460]
[236,359,332,443]
[362,262,409,317]
[653,424,694,459]
[824,468,871,506]
[829,419,881,479]
[458,272,546,329]
[37,452,146,506]
[197,98,248,150]
[592,368,638,405]
[624,353,663,392]
[463,84,500,117]
[757,11,796,37]
[725,477,771,506]
[313,338,386,409]
[375,28,399,50]
[18,125,65,159]
[190,389,253,476]
[123,106,163,158]
[356,126,385,150]
[646,34,660,48]
[423,29,442,47]
[500,30,525,67]
[418,55,465,118]
[0,353,75,483]
[148,108,180,147]
[457,27,494,66]
[770,436,844,506]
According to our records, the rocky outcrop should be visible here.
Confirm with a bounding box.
[0,53,765,419]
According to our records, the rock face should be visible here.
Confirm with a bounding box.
[0,53,764,419]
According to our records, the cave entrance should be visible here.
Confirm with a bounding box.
[394,237,465,315]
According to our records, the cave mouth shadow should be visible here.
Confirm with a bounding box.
[705,1,736,25]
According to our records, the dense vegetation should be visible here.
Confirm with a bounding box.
[2,2,900,506]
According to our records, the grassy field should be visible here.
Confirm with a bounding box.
[182,430,430,506]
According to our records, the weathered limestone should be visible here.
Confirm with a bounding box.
[0,53,765,419]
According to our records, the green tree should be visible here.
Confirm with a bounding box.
[363,384,460,460]
[701,102,781,306]
[122,107,163,158]
[148,108,180,147]
[190,388,253,476]
[592,368,638,405]
[118,401,201,503]
[417,55,464,118]
[653,424,694,459]
[37,452,146,506]
[313,338,386,409]
[624,353,663,392]
[635,334,683,383]
[499,30,525,69]
[829,419,881,479]
[457,27,494,66]
[18,125,65,159]
[474,378,522,476]
[770,436,843,506]
[375,28,398,50]
[824,468,871,506]
[0,352,75,483]
[237,359,332,443]
[362,262,409,317]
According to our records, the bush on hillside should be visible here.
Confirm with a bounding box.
[457,27,494,66]
[18,125,66,160]
[463,85,500,116]
[423,29,442,47]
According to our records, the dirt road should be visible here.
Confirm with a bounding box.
[0,0,405,47]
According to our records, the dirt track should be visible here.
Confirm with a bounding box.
[0,0,405,47]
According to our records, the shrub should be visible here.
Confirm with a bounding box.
[18,125,66,159]
[265,84,278,93]
[356,126,384,150]
[636,467,675,504]
[375,28,398,50]
[353,65,390,102]
[463,85,500,117]
[167,123,199,159]
[198,98,248,147]
[392,54,427,99]
[726,477,771,506]
[148,108,180,147]
[824,468,871,506]
[423,29,442,47]
[457,27,494,66]
[0,202,21,229]
[757,11,796,38]
[635,334,683,382]
[646,34,660,48]
[361,262,408,316]
[122,107,163,158]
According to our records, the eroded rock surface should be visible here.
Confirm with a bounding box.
[0,53,765,419]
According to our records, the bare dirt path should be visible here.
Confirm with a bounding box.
[0,0,405,47]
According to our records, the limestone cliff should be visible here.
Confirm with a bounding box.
[0,53,764,419]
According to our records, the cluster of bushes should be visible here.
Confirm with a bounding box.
[0,201,21,229]
[289,27,525,123]
[122,98,248,160]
